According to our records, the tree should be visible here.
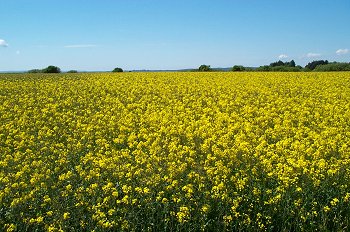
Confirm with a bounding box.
[28,69,42,73]
[313,62,350,72]
[112,67,123,72]
[198,65,211,72]
[305,60,328,70]
[231,65,245,72]
[269,60,296,68]
[289,60,295,67]
[270,66,301,72]
[256,65,271,71]
[270,60,285,67]
[67,70,78,73]
[42,66,61,73]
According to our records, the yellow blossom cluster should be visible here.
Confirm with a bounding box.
[1,72,350,231]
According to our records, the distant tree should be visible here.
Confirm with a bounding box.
[28,69,42,73]
[231,65,245,72]
[289,60,296,67]
[313,62,350,72]
[305,60,329,70]
[270,66,302,72]
[112,67,123,72]
[42,66,61,73]
[198,65,211,72]
[269,60,296,68]
[244,67,255,71]
[256,65,271,71]
[270,60,285,67]
[67,70,78,73]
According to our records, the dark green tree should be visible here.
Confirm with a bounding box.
[112,67,123,72]
[198,65,211,72]
[256,65,271,71]
[305,60,329,70]
[313,62,350,71]
[28,69,42,73]
[270,60,285,67]
[67,70,78,73]
[289,60,296,67]
[42,66,61,73]
[231,65,245,72]
[270,60,296,68]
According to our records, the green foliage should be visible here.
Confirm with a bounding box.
[244,67,255,71]
[256,60,299,72]
[314,62,350,72]
[256,63,302,72]
[270,60,285,67]
[112,67,123,73]
[231,65,246,72]
[305,60,329,70]
[198,65,211,72]
[28,66,61,74]
[271,66,302,72]
[289,60,296,67]
[42,66,61,73]
[67,70,78,73]
[255,65,271,71]
[28,69,42,73]
[270,60,296,68]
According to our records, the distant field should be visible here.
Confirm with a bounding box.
[1,72,350,231]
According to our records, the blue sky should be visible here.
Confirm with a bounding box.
[1,0,350,71]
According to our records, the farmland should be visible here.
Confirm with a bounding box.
[1,72,350,231]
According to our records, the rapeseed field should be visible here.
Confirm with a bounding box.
[1,72,350,231]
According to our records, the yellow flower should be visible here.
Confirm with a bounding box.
[330,198,339,206]
[5,224,16,232]
[63,212,70,220]
[177,206,190,223]
[223,215,233,224]
[201,204,209,214]
[143,187,150,194]
[323,206,331,212]
[36,216,43,223]
[1,71,350,230]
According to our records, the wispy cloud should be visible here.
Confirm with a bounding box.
[0,39,8,47]
[336,48,349,55]
[278,54,288,59]
[64,44,98,48]
[306,52,321,58]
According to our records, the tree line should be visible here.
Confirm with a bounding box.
[197,60,350,72]
[27,66,124,74]
[27,61,350,74]
[28,66,63,73]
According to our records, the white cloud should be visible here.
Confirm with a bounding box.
[0,39,8,47]
[336,48,349,55]
[278,54,288,59]
[306,53,321,58]
[64,44,97,48]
